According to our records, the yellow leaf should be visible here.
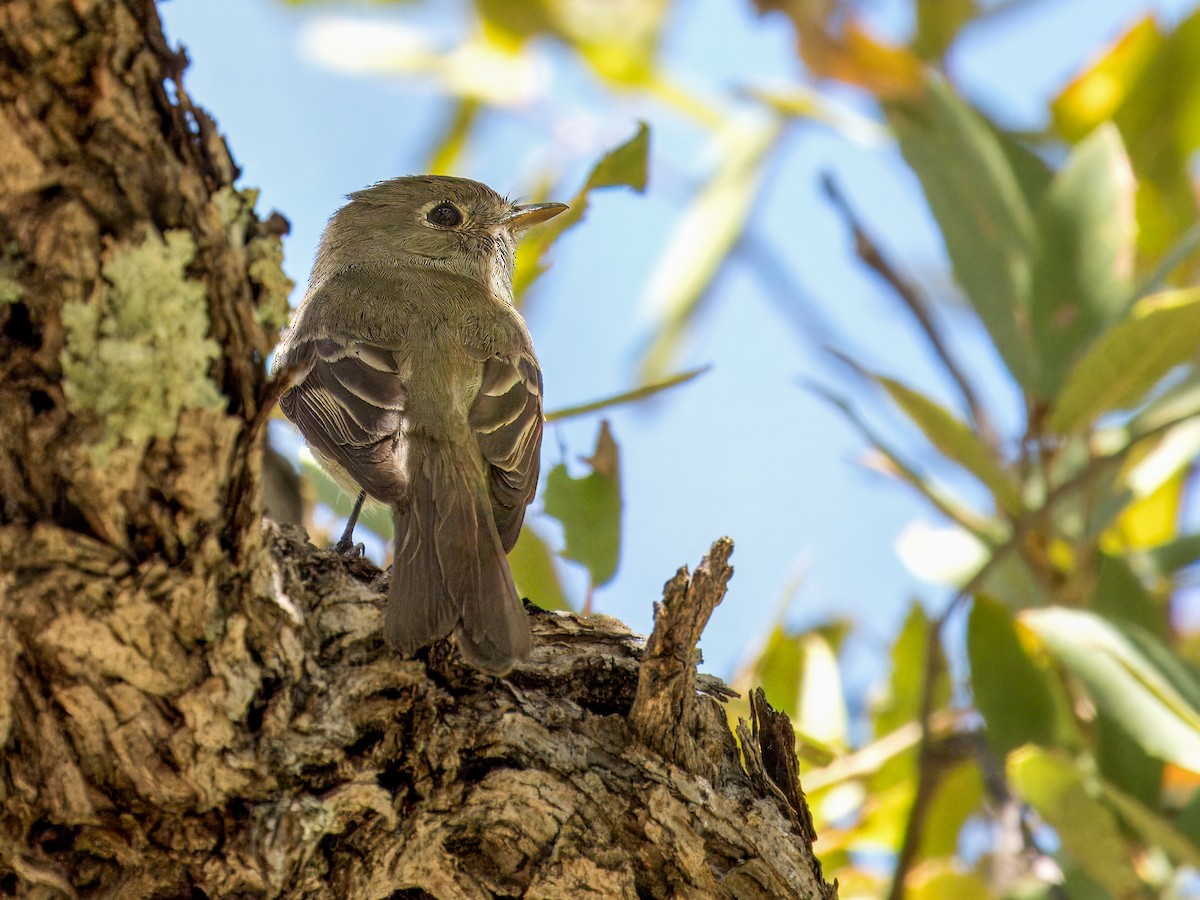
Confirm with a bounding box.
[1104,466,1186,553]
[1052,16,1162,141]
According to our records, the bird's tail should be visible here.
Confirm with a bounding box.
[386,437,532,675]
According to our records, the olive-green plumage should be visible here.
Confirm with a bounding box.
[273,176,566,675]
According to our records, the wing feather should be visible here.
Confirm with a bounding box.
[280,337,408,500]
[469,351,544,551]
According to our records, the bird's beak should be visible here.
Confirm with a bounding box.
[502,202,568,229]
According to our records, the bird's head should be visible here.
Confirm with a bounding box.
[317,175,567,296]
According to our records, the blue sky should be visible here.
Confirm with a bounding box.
[161,0,1199,688]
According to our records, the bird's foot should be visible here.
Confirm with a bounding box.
[335,539,365,559]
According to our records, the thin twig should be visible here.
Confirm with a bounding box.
[820,173,1001,452]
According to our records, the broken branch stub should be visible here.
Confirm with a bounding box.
[629,536,735,775]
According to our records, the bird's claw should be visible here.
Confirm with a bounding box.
[335,539,365,559]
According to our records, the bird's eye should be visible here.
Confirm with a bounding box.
[427,202,463,227]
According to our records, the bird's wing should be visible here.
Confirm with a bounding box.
[469,350,544,552]
[280,337,408,501]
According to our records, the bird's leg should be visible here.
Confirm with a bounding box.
[335,491,367,557]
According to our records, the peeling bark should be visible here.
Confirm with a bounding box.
[0,1,835,897]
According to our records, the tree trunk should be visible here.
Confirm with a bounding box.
[0,1,836,896]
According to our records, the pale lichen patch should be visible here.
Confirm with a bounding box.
[0,242,23,303]
[212,185,294,338]
[60,228,223,463]
[249,230,294,336]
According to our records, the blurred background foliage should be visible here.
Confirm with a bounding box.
[254,0,1200,895]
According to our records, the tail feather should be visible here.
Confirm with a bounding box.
[386,439,532,675]
[385,452,458,655]
[455,522,533,673]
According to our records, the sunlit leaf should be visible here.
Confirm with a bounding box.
[789,15,923,97]
[1008,747,1142,897]
[855,778,917,850]
[553,0,668,89]
[546,365,709,423]
[906,863,990,900]
[473,0,554,44]
[895,521,987,586]
[875,374,1023,516]
[1099,10,1200,261]
[1029,124,1136,396]
[1052,16,1162,141]
[542,420,622,588]
[509,522,572,611]
[1104,465,1188,554]
[968,596,1058,756]
[300,19,540,107]
[887,78,1038,392]
[638,115,782,382]
[514,122,650,299]
[795,632,849,749]
[1050,289,1200,432]
[1023,607,1200,769]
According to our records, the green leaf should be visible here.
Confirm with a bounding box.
[1029,124,1136,396]
[875,375,1023,516]
[887,78,1037,392]
[992,123,1054,209]
[1175,786,1200,848]
[1106,10,1200,261]
[508,523,572,612]
[514,122,650,300]
[1050,288,1200,432]
[585,123,651,192]
[545,365,709,422]
[1126,366,1200,438]
[542,420,622,588]
[638,115,782,382]
[806,381,1003,540]
[751,625,804,721]
[1095,713,1162,810]
[1008,747,1141,897]
[1098,776,1200,868]
[917,760,983,859]
[1023,607,1200,769]
[967,596,1058,756]
[912,0,975,59]
[1093,553,1163,638]
[1141,532,1200,578]
[873,603,950,751]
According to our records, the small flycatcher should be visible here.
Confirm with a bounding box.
[273,176,566,675]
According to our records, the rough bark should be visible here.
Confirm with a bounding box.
[0,1,836,897]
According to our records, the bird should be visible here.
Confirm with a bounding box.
[272,175,566,675]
